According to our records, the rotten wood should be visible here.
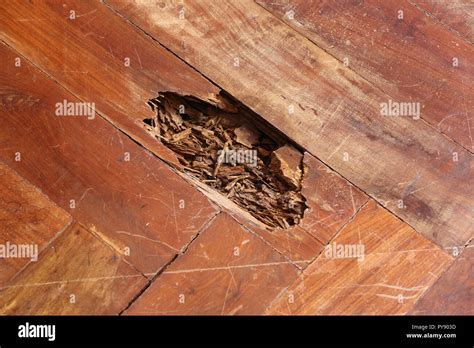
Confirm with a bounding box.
[145,92,307,228]
[0,42,218,276]
[108,0,474,251]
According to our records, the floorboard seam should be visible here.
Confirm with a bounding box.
[254,1,474,155]
[101,1,473,250]
[117,212,222,315]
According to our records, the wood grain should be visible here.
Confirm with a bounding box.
[0,0,226,168]
[0,0,369,266]
[106,0,474,251]
[125,213,300,315]
[267,200,453,315]
[410,243,473,314]
[412,0,474,42]
[0,162,72,287]
[257,0,474,151]
[0,223,147,315]
[0,41,219,276]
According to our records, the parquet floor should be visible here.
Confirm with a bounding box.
[0,0,472,315]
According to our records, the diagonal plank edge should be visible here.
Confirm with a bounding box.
[106,0,473,252]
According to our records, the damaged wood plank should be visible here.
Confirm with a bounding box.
[124,213,299,315]
[0,42,218,276]
[108,0,474,251]
[144,92,307,229]
[0,0,229,167]
[0,223,147,315]
[267,200,453,315]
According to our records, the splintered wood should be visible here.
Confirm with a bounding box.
[144,93,307,228]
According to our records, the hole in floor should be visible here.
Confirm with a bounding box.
[143,92,308,229]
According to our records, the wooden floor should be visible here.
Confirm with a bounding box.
[0,0,472,315]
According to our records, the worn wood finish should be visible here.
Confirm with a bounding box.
[300,153,368,244]
[0,0,227,168]
[0,42,219,276]
[106,0,474,251]
[125,213,300,315]
[267,200,453,315]
[412,0,474,42]
[0,162,72,287]
[0,223,147,315]
[257,0,474,151]
[410,244,473,315]
[0,0,365,263]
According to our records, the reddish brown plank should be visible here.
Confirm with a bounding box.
[267,200,452,315]
[412,0,474,42]
[0,0,226,168]
[125,213,300,315]
[300,152,368,244]
[410,243,473,315]
[0,161,72,287]
[257,0,474,151]
[0,223,147,315]
[0,0,370,265]
[0,41,219,275]
[106,0,474,251]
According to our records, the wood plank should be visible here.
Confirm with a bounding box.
[0,161,72,287]
[105,0,474,251]
[267,200,453,315]
[300,152,368,244]
[125,213,300,315]
[0,0,226,168]
[0,0,368,266]
[412,0,474,42]
[0,223,147,315]
[228,152,367,268]
[257,0,474,151]
[0,41,219,276]
[410,243,473,314]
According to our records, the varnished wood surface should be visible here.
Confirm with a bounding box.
[0,162,72,287]
[0,0,471,315]
[106,0,473,252]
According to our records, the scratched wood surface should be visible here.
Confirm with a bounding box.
[410,243,473,315]
[412,0,474,42]
[0,223,147,315]
[0,162,72,287]
[0,0,471,315]
[125,213,300,315]
[106,0,474,252]
[257,0,474,151]
[267,200,453,315]
[0,41,219,276]
[0,0,369,273]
